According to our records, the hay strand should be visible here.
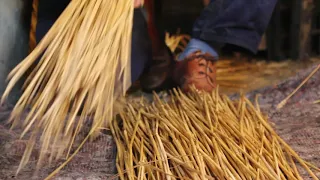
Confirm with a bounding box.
[111,88,319,179]
[1,0,134,174]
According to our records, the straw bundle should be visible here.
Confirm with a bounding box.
[111,88,320,179]
[1,0,134,173]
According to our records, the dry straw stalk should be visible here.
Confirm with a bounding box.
[111,88,320,180]
[1,0,134,174]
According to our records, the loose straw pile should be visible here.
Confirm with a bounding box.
[111,88,320,179]
[1,0,134,173]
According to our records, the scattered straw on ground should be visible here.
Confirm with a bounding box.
[111,88,320,179]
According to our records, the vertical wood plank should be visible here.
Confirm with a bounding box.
[299,0,314,60]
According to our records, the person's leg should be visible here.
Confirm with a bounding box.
[36,1,151,83]
[130,9,153,83]
[139,0,175,92]
[192,0,278,54]
[174,0,278,92]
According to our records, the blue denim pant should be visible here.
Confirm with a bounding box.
[193,0,278,53]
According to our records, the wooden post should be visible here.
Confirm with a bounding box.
[29,0,39,53]
[300,0,314,60]
[290,0,314,60]
[318,16,320,54]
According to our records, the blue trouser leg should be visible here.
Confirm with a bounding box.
[130,9,152,83]
[36,1,151,83]
[192,0,278,53]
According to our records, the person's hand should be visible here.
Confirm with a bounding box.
[134,0,144,8]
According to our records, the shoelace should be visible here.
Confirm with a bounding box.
[184,52,216,88]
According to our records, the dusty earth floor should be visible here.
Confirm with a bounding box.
[0,60,319,179]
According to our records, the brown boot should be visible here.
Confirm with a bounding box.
[173,51,217,92]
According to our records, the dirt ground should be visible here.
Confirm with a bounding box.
[0,62,319,179]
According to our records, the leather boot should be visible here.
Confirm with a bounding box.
[173,51,217,92]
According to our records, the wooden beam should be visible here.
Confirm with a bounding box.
[317,15,320,55]
[290,0,314,60]
[299,0,314,60]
